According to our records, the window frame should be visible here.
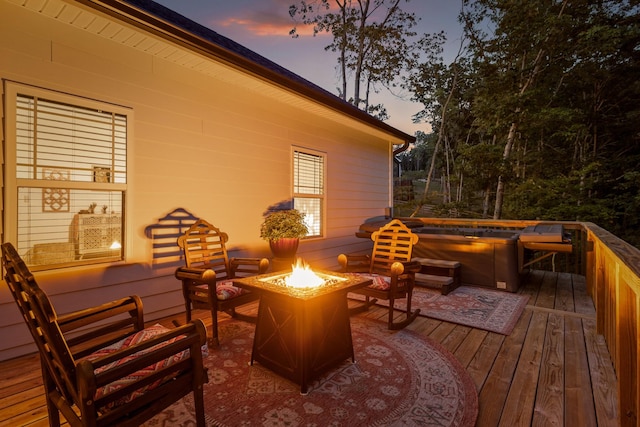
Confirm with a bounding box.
[4,82,131,270]
[292,146,326,239]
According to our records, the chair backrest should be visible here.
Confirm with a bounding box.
[1,242,78,405]
[177,219,232,279]
[369,219,419,275]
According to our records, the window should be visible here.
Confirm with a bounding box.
[293,149,325,238]
[5,83,128,270]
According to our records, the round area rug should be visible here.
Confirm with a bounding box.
[144,317,478,427]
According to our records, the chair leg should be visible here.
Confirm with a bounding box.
[193,385,206,427]
[388,292,421,330]
[182,281,193,323]
[43,370,61,427]
[387,296,396,329]
[185,303,193,323]
[209,305,219,347]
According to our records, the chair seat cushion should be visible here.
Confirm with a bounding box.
[346,273,390,291]
[85,324,189,409]
[215,280,249,300]
[194,280,249,300]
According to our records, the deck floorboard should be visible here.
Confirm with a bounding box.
[0,270,618,426]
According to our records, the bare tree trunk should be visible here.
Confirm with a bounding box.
[410,67,459,217]
[482,187,491,218]
[410,23,466,218]
[444,137,452,204]
[493,120,518,219]
[364,76,371,111]
[443,146,449,204]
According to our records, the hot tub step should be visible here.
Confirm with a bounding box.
[413,257,461,295]
[413,258,461,269]
[415,273,458,295]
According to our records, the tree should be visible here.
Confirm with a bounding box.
[461,0,576,218]
[289,0,421,115]
[400,0,639,246]
[403,28,461,216]
[458,0,640,242]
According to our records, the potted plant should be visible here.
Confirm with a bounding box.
[260,209,309,259]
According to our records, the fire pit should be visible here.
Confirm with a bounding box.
[233,261,372,394]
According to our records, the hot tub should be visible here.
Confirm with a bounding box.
[410,227,521,292]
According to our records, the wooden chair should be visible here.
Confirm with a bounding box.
[338,219,422,330]
[175,219,269,346]
[1,242,208,427]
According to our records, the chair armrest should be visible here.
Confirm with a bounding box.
[402,260,422,274]
[337,254,371,272]
[76,319,208,410]
[58,296,144,333]
[229,257,270,275]
[59,296,146,357]
[175,267,217,284]
[389,260,421,277]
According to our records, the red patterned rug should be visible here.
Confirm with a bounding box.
[350,285,528,335]
[144,316,478,426]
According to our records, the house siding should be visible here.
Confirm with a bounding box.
[0,0,402,361]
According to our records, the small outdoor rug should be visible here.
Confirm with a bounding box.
[144,316,478,427]
[349,285,529,335]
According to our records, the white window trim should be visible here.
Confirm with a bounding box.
[292,146,326,239]
[3,81,133,269]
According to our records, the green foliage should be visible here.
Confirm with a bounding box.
[290,1,640,246]
[260,209,309,241]
[398,0,640,245]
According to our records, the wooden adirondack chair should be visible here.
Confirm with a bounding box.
[175,219,269,346]
[1,242,208,427]
[338,219,422,330]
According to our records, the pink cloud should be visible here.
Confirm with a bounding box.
[212,0,327,38]
[220,16,317,37]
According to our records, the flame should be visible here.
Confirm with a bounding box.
[284,259,325,288]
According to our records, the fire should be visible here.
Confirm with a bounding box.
[285,259,325,288]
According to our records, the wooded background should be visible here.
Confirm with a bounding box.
[291,0,639,247]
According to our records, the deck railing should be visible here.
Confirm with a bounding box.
[582,222,639,427]
[398,217,639,426]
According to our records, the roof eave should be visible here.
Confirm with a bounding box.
[72,0,416,144]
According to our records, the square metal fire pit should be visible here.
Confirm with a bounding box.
[233,269,371,394]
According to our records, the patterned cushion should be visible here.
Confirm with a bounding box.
[85,324,189,409]
[216,280,247,300]
[194,280,247,300]
[347,273,391,291]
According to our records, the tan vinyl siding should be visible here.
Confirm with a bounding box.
[0,0,403,361]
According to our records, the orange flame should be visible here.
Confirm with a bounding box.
[284,258,325,288]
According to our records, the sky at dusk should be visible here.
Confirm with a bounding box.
[152,0,465,136]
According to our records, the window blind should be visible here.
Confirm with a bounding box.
[293,150,324,237]
[13,92,127,269]
[16,95,126,182]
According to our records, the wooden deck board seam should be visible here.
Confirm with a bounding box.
[525,305,596,320]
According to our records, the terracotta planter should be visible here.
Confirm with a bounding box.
[269,238,299,259]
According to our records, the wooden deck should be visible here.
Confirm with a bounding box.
[0,269,619,426]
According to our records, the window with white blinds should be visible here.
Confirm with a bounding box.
[293,149,325,237]
[7,84,128,270]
